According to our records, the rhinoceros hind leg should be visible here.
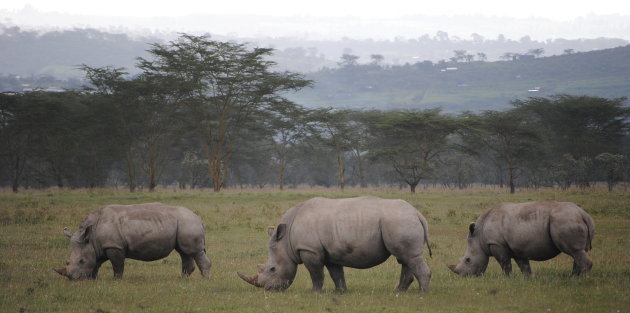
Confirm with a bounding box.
[105,248,125,279]
[301,251,325,292]
[180,253,196,277]
[395,263,414,291]
[570,250,592,276]
[325,264,347,291]
[399,257,430,292]
[489,245,513,276]
[193,251,211,278]
[514,258,532,277]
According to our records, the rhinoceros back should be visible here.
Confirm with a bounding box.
[94,203,205,261]
[287,197,428,268]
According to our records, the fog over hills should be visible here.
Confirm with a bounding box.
[2,6,630,41]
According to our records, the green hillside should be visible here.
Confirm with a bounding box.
[291,45,630,112]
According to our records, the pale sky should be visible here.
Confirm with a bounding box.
[3,0,629,20]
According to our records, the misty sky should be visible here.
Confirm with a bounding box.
[4,0,629,20]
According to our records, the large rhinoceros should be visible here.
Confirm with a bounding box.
[448,200,594,277]
[237,196,432,292]
[54,203,211,280]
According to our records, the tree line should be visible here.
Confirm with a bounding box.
[1,34,628,193]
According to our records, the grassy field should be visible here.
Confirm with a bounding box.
[0,187,628,313]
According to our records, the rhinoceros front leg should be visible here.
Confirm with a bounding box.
[325,263,347,291]
[489,245,512,276]
[105,248,125,279]
[300,251,325,292]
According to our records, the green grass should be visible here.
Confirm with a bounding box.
[1,187,628,312]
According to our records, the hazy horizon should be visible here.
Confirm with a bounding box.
[2,2,630,42]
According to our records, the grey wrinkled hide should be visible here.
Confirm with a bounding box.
[54,203,211,280]
[238,196,432,292]
[449,200,594,277]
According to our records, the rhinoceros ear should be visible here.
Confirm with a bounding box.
[266,226,275,237]
[74,211,100,243]
[468,222,476,236]
[274,224,287,241]
[63,227,73,238]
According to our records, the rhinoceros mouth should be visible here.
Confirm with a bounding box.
[263,280,293,291]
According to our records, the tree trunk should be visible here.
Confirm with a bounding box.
[125,150,136,192]
[335,138,345,190]
[11,155,26,193]
[409,182,418,193]
[355,149,367,188]
[508,167,515,194]
[278,159,286,191]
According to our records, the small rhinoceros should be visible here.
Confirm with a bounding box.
[448,200,594,277]
[237,196,432,292]
[54,203,211,280]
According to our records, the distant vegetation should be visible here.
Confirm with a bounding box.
[1,34,628,193]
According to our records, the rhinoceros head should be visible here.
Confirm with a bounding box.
[54,213,100,280]
[237,224,297,291]
[448,222,489,277]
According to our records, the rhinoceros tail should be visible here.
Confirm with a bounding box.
[417,212,432,258]
[581,210,595,252]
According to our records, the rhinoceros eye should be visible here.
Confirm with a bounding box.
[465,258,471,264]
[269,267,276,273]
[79,259,85,264]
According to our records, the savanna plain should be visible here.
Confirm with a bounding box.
[1,187,628,313]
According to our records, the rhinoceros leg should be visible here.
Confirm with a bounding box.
[548,217,593,276]
[395,263,414,291]
[569,250,592,276]
[325,264,347,291]
[105,248,125,279]
[489,245,513,276]
[514,258,532,277]
[301,251,325,292]
[193,251,211,278]
[179,253,196,277]
[411,258,431,292]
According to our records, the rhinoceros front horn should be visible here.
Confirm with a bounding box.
[237,272,262,288]
[53,267,68,277]
[447,264,458,274]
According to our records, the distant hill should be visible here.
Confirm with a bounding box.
[1,23,628,77]
[1,24,628,112]
[290,45,630,112]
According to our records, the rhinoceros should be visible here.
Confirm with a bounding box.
[448,200,594,277]
[53,203,211,280]
[237,196,432,292]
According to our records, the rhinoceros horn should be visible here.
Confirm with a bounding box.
[53,267,68,277]
[447,264,458,274]
[63,227,73,238]
[237,272,262,288]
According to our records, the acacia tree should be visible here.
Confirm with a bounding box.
[82,66,141,191]
[311,108,363,190]
[461,110,544,193]
[264,101,314,190]
[595,153,627,191]
[513,95,630,159]
[369,109,458,193]
[138,34,311,192]
[0,92,30,192]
